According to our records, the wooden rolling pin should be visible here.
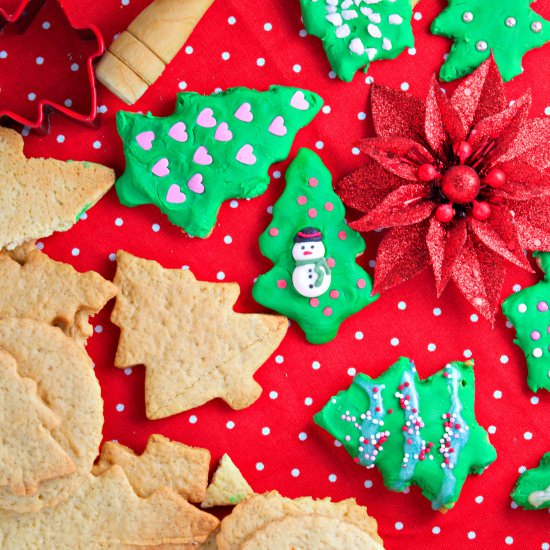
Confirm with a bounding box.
[96,0,215,105]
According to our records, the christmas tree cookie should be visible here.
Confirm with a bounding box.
[315,358,497,511]
[502,253,550,392]
[116,86,323,238]
[300,0,415,82]
[511,452,550,510]
[431,0,550,82]
[252,149,378,345]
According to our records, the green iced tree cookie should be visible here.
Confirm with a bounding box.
[511,452,550,510]
[432,0,550,82]
[502,253,550,392]
[300,0,414,82]
[252,149,378,345]
[116,86,323,238]
[315,358,497,511]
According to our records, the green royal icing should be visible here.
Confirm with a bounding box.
[314,357,497,511]
[511,452,550,510]
[502,252,550,392]
[300,0,414,82]
[431,0,550,82]
[115,87,323,238]
[252,149,378,345]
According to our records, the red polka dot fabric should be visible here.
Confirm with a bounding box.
[8,0,550,547]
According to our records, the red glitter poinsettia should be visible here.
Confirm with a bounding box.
[336,57,550,322]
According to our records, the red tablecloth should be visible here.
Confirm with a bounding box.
[8,0,550,547]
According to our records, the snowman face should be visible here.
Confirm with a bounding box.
[292,241,326,261]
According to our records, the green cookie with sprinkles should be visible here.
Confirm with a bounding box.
[300,0,416,82]
[315,358,497,512]
[502,252,550,392]
[511,452,550,510]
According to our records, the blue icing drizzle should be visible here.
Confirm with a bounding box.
[432,364,470,510]
[394,367,426,491]
[354,377,388,468]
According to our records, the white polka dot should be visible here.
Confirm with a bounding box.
[213,87,222,94]
[463,349,472,358]
[347,367,356,376]
[70,63,79,72]
[428,343,436,352]
[262,427,270,436]
[216,271,226,281]
[518,465,527,474]
[365,76,374,84]
[312,360,321,370]
[413,11,423,20]
[512,284,522,292]
[223,235,233,244]
[364,480,373,488]
[273,170,282,179]
[475,495,484,504]
[298,432,308,441]
[510,501,519,509]
[230,200,238,208]
[470,314,479,322]
[115,403,125,412]
[36,56,44,65]
[432,526,441,534]
[408,47,417,55]
[493,390,502,399]
[264,22,272,31]
[390,337,399,346]
[352,146,360,155]
[56,134,65,143]
[355,331,364,341]
[328,474,337,482]
[505,536,514,545]
[93,140,102,149]
[524,431,533,440]
[398,301,407,310]
[531,396,539,405]
[500,355,509,364]
[293,64,302,73]
[395,522,404,530]
[98,104,108,114]
[123,367,132,375]
[64,98,73,107]
[0,51,7,59]
[358,111,367,121]
[322,105,331,114]
[400,82,410,91]
[534,347,543,358]
[71,248,80,256]
[115,217,123,226]
[315,140,324,150]
[291,468,300,477]
[121,0,129,5]
[545,107,550,116]
[256,462,264,471]
[256,57,266,66]
[221,51,230,60]
[468,531,476,540]
[36,242,44,250]
[42,21,51,29]
[275,355,284,364]
[542,543,549,550]
[152,223,160,232]
[188,415,197,424]
[226,421,235,429]
[488,425,497,434]
[299,29,308,37]
[329,70,337,79]
[185,45,194,54]
[228,16,236,25]
[304,397,313,406]
[28,92,36,101]
[269,390,278,399]
[94,325,103,334]
[518,303,527,313]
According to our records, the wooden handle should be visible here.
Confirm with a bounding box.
[96,0,215,105]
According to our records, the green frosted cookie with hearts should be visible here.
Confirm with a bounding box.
[502,253,550,392]
[116,86,323,238]
[252,149,378,345]
[300,0,415,82]
[431,0,550,82]
[315,358,497,511]
[511,452,550,510]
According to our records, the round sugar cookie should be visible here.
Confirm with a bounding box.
[0,319,103,514]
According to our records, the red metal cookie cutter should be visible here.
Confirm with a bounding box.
[0,0,104,132]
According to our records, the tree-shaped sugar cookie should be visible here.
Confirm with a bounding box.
[315,358,497,511]
[0,349,75,496]
[502,252,550,392]
[511,452,550,510]
[111,251,288,419]
[116,86,323,238]
[253,149,378,344]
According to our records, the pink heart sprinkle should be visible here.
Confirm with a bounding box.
[196,108,217,128]
[193,146,213,165]
[168,122,188,142]
[268,116,287,136]
[152,158,170,177]
[215,122,233,142]
[136,131,155,150]
[166,184,186,204]
[187,173,205,194]
[236,144,256,165]
[234,102,253,122]
[290,91,309,110]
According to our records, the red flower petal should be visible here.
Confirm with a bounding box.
[497,117,550,169]
[429,80,468,147]
[451,235,507,323]
[492,161,550,201]
[360,137,434,181]
[350,183,434,232]
[370,84,426,141]
[510,198,550,250]
[424,78,449,160]
[451,57,507,130]
[469,205,533,272]
[373,221,431,294]
[426,217,467,296]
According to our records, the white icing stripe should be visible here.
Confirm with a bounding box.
[528,485,550,508]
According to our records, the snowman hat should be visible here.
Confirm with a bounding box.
[294,227,323,243]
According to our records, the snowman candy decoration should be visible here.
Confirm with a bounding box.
[291,227,332,298]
